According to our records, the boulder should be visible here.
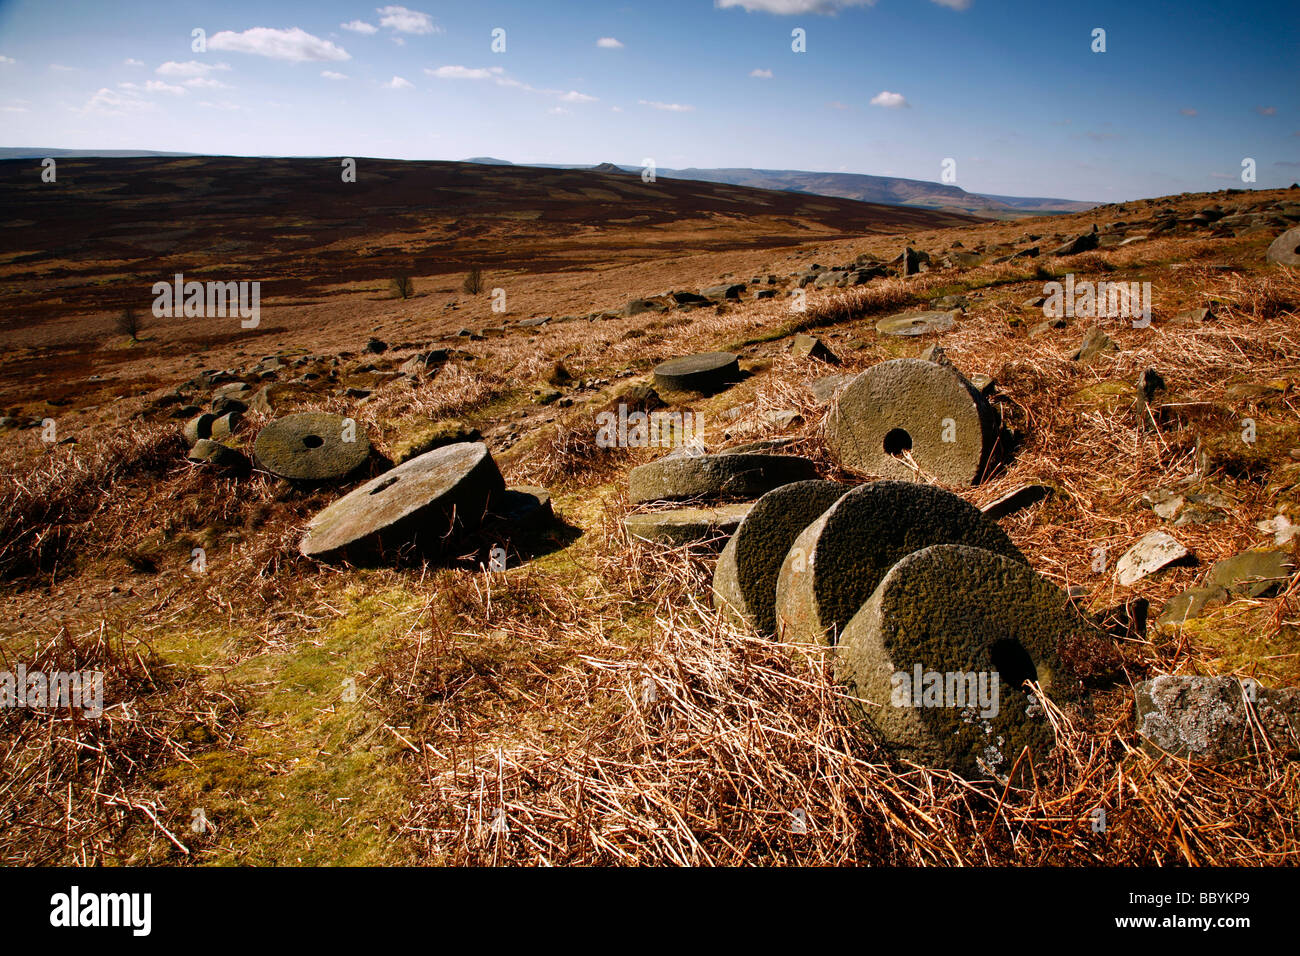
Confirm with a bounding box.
[1049,232,1100,256]
[1265,226,1300,267]
[624,503,752,547]
[875,310,958,337]
[252,412,371,482]
[1069,325,1116,363]
[774,481,1025,646]
[981,484,1052,521]
[1206,549,1294,598]
[790,334,838,363]
[628,452,819,504]
[824,358,1000,485]
[186,439,251,475]
[1135,675,1300,761]
[712,480,847,635]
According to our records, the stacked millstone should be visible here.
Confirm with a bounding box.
[712,478,1087,778]
[181,393,251,474]
[825,358,1000,485]
[625,448,820,547]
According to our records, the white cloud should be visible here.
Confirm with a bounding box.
[377,6,440,34]
[157,60,230,77]
[870,90,909,108]
[596,37,624,48]
[49,63,76,71]
[715,0,876,13]
[750,68,773,78]
[1,105,28,112]
[123,58,145,67]
[1257,106,1277,116]
[425,65,595,103]
[81,87,153,115]
[198,100,242,111]
[321,70,349,80]
[146,79,186,95]
[0,55,16,65]
[183,77,229,89]
[559,90,597,103]
[548,106,570,114]
[342,20,378,34]
[208,27,350,63]
[639,99,693,112]
[425,65,502,80]
[929,0,972,8]
[384,75,413,89]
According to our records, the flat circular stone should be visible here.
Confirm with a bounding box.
[653,352,740,393]
[875,310,958,337]
[825,358,999,485]
[628,452,819,504]
[713,480,848,635]
[774,480,1024,646]
[835,543,1084,779]
[253,412,371,482]
[300,441,504,561]
[1266,226,1300,267]
[625,503,752,547]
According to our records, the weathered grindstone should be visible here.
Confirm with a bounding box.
[652,352,740,394]
[186,439,251,474]
[774,481,1025,646]
[1135,675,1300,761]
[1207,549,1295,598]
[712,480,847,635]
[1115,531,1190,586]
[253,412,372,482]
[824,358,1000,485]
[624,503,752,547]
[1265,226,1300,267]
[835,544,1085,779]
[809,373,854,405]
[183,412,216,445]
[875,310,958,337]
[628,452,818,504]
[209,411,242,440]
[300,441,504,561]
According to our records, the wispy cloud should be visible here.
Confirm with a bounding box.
[81,87,154,115]
[157,60,231,78]
[123,58,144,67]
[750,68,773,78]
[208,27,350,63]
[1256,105,1277,116]
[1180,108,1197,116]
[716,0,968,13]
[0,55,16,65]
[384,75,414,89]
[342,20,378,35]
[377,6,441,35]
[870,90,908,108]
[425,65,597,103]
[640,99,693,112]
[321,70,349,80]
[596,37,624,48]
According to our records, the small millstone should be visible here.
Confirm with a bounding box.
[628,452,819,504]
[253,411,372,483]
[875,310,958,337]
[624,503,752,547]
[652,352,741,394]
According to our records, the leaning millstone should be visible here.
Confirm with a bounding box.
[713,480,847,635]
[835,544,1085,779]
[186,439,250,474]
[300,442,504,561]
[628,453,818,504]
[487,485,553,533]
[824,358,1000,485]
[809,373,853,405]
[875,310,958,337]
[209,411,242,440]
[1265,226,1300,267]
[1115,531,1190,586]
[981,484,1052,521]
[253,412,372,482]
[624,503,752,547]
[652,352,740,394]
[183,412,216,444]
[1207,548,1295,598]
[775,481,1025,646]
[1135,675,1300,761]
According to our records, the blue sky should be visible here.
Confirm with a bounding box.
[0,0,1295,201]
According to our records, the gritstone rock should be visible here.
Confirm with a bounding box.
[835,543,1084,779]
[300,441,504,561]
[712,480,847,635]
[1115,531,1190,586]
[774,480,1025,646]
[1135,675,1300,761]
[981,484,1052,521]
[1206,548,1294,598]
[624,503,753,546]
[186,439,251,475]
[652,352,741,394]
[824,358,1000,485]
[253,411,372,482]
[628,452,819,504]
[875,310,958,337]
[1265,226,1300,267]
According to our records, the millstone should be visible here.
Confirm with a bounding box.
[487,485,553,533]
[825,358,999,485]
[628,452,819,504]
[300,441,504,561]
[835,544,1084,779]
[774,480,1024,646]
[652,352,740,393]
[1266,226,1300,267]
[624,503,752,546]
[875,310,958,337]
[713,480,847,635]
[183,412,216,444]
[253,412,371,482]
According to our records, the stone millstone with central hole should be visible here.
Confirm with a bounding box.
[713,480,848,635]
[300,441,504,561]
[1266,226,1300,267]
[628,452,819,504]
[875,310,959,337]
[253,412,371,482]
[835,544,1084,779]
[825,358,999,485]
[652,352,740,393]
[774,480,1024,646]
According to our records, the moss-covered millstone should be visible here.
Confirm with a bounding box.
[825,358,999,485]
[652,351,740,394]
[300,441,504,561]
[835,544,1085,779]
[1135,675,1300,761]
[713,480,848,635]
[624,503,752,547]
[628,452,819,504]
[775,480,1025,646]
[875,310,958,337]
[253,412,371,482]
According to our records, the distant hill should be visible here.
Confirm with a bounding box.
[0,147,196,159]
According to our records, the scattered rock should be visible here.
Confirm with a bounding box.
[628,452,819,504]
[1115,531,1191,586]
[1070,325,1116,363]
[1050,232,1100,257]
[790,334,838,363]
[712,480,847,635]
[253,412,371,483]
[1265,226,1300,267]
[1206,549,1294,598]
[186,439,251,475]
[1135,675,1300,761]
[624,503,752,547]
[1157,586,1228,625]
[981,484,1052,521]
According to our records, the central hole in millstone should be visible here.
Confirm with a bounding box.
[302,434,324,449]
[369,476,399,495]
[883,428,913,457]
[990,639,1038,693]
